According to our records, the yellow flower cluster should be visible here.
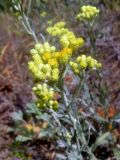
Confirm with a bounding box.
[57,47,72,64]
[32,83,58,110]
[34,42,56,54]
[28,40,75,82]
[60,32,84,50]
[69,55,101,74]
[47,22,84,50]
[47,21,68,36]
[76,5,99,21]
[28,42,59,82]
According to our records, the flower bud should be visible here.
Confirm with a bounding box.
[30,49,38,55]
[49,100,54,106]
[76,56,82,63]
[35,43,43,51]
[80,61,87,69]
[48,58,59,68]
[51,46,56,52]
[37,84,42,90]
[42,52,52,62]
[43,42,54,52]
[86,56,92,64]
[96,63,102,68]
[53,101,58,110]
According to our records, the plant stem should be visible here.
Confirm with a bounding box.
[87,23,97,57]
[77,118,97,160]
[68,72,85,108]
[27,0,32,16]
[22,13,38,42]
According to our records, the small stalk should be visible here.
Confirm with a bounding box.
[22,13,38,43]
[68,71,85,108]
[87,23,97,57]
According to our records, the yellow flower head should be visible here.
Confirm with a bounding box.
[61,47,72,56]
[42,52,52,62]
[70,54,101,74]
[49,100,58,110]
[47,22,85,50]
[29,41,59,82]
[35,43,44,54]
[47,21,68,36]
[30,48,39,55]
[55,21,66,28]
[77,5,99,21]
[58,47,72,64]
[60,35,70,47]
[48,58,59,68]
[51,68,59,81]
[33,84,58,110]
[34,42,56,55]
[32,53,43,65]
[28,61,38,73]
[52,52,60,59]
[60,31,84,50]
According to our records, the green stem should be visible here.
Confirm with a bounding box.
[22,13,38,43]
[68,72,85,108]
[56,64,66,89]
[77,118,97,160]
[27,0,32,16]
[88,24,97,57]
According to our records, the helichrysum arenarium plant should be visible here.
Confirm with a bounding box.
[29,21,100,160]
[77,5,100,56]
[11,5,120,160]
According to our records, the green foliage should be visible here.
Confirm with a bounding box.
[0,0,13,11]
[0,0,21,12]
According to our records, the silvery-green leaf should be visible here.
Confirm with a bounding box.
[38,128,55,138]
[67,150,82,160]
[11,111,23,121]
[56,153,67,160]
[40,113,50,121]
[113,148,120,159]
[38,130,48,138]
[91,132,110,151]
[114,119,120,123]
[16,135,32,142]
[7,127,14,132]
[26,103,39,114]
